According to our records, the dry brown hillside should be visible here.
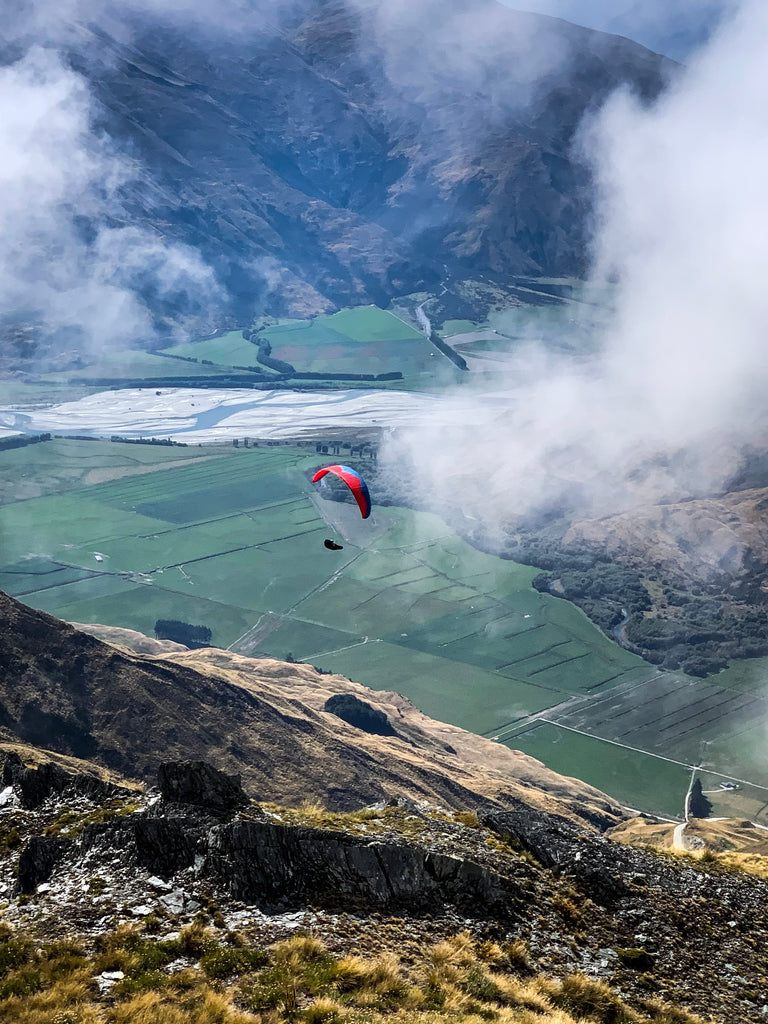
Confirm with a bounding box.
[1,592,620,825]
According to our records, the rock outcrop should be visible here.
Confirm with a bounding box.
[323,693,396,737]
[157,760,249,814]
[1,751,125,810]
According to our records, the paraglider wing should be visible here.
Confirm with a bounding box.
[312,464,371,519]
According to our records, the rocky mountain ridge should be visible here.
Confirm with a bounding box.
[1,754,766,1023]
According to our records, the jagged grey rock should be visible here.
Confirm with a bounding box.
[204,819,513,914]
[157,760,250,813]
[2,751,125,809]
[16,835,72,894]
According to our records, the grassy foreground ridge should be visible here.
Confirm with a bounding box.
[0,921,702,1024]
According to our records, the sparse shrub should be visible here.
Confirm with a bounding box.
[177,922,214,958]
[551,891,581,923]
[475,940,507,969]
[502,938,531,974]
[133,939,184,973]
[41,937,88,979]
[88,876,108,896]
[113,968,168,996]
[105,990,188,1024]
[303,997,344,1024]
[297,799,326,818]
[0,934,34,975]
[331,955,367,993]
[429,932,476,973]
[165,968,199,993]
[0,966,42,998]
[200,945,268,979]
[421,979,447,1010]
[461,999,499,1020]
[245,964,299,1014]
[499,976,555,1015]
[45,808,82,836]
[552,973,626,1023]
[617,947,654,972]
[637,996,705,1022]
[94,926,184,977]
[461,966,505,1004]
[452,810,480,828]
[45,800,140,839]
[356,954,408,1003]
[0,824,22,852]
[244,935,337,1014]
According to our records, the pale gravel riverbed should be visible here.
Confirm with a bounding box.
[0,386,504,443]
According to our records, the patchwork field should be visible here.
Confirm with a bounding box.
[501,722,695,819]
[260,307,438,379]
[3,437,768,820]
[159,308,449,386]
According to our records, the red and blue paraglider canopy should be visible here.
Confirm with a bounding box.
[312,464,371,519]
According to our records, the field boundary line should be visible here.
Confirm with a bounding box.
[519,720,768,793]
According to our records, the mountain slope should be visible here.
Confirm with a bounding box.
[51,0,676,320]
[0,591,619,822]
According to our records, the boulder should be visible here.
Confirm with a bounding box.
[157,760,249,813]
[323,694,396,737]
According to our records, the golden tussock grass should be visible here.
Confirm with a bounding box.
[0,922,705,1024]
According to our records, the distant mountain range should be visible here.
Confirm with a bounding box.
[50,0,676,321]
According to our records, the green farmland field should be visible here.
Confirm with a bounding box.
[160,331,261,367]
[259,307,435,379]
[48,349,237,380]
[502,722,693,819]
[266,306,424,345]
[4,437,768,819]
[155,308,447,386]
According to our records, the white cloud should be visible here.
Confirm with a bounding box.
[0,46,223,354]
[381,0,768,526]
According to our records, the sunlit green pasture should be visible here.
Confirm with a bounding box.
[311,641,558,737]
[2,438,646,699]
[158,308,433,381]
[504,722,693,818]
[707,656,768,694]
[47,349,237,380]
[0,438,218,504]
[259,307,433,378]
[160,330,262,366]
[441,320,486,335]
[302,306,424,343]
